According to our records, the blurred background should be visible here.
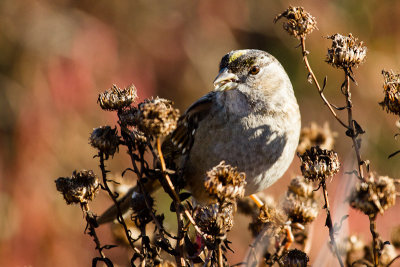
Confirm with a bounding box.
[0,0,400,266]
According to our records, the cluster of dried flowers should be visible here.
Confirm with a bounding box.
[53,5,400,266]
[277,5,399,267]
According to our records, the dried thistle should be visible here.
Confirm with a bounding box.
[204,161,247,201]
[349,172,396,215]
[280,249,309,267]
[136,97,180,137]
[326,33,367,69]
[98,84,137,111]
[55,170,99,206]
[298,146,340,182]
[194,203,234,243]
[297,122,337,154]
[283,177,319,224]
[274,6,317,39]
[89,126,119,157]
[379,70,400,116]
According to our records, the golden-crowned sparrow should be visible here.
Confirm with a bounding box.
[98,49,300,222]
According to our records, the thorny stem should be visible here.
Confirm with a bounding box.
[300,37,348,129]
[99,152,140,255]
[369,214,379,267]
[83,208,106,259]
[321,180,344,267]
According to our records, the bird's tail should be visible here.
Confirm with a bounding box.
[97,179,161,225]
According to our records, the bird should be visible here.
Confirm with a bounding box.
[98,49,301,223]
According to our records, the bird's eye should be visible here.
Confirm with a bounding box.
[249,66,260,75]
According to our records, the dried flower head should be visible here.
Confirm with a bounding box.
[391,225,400,248]
[136,97,180,137]
[89,126,119,157]
[204,161,247,200]
[280,249,309,267]
[55,170,99,206]
[274,6,317,39]
[299,146,340,181]
[98,84,137,111]
[283,177,318,225]
[326,33,367,69]
[283,196,318,225]
[349,172,396,215]
[297,122,337,154]
[335,235,366,265]
[379,70,400,116]
[194,203,234,243]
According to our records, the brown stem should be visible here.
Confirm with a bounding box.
[369,214,379,267]
[155,138,204,236]
[343,72,365,181]
[156,138,186,266]
[300,37,348,129]
[217,244,223,267]
[321,180,344,267]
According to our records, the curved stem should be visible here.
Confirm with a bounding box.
[300,37,348,129]
[343,72,365,181]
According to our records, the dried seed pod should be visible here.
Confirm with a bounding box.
[194,203,234,243]
[136,97,180,137]
[89,126,119,157]
[297,122,337,154]
[379,70,400,116]
[98,84,137,111]
[55,170,99,205]
[274,6,317,39]
[204,161,247,201]
[326,33,367,69]
[280,249,309,267]
[349,172,396,215]
[299,146,340,181]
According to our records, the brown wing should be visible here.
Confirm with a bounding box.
[170,91,216,155]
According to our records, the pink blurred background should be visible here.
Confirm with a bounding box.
[0,0,399,266]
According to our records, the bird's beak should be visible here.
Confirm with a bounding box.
[213,68,239,91]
